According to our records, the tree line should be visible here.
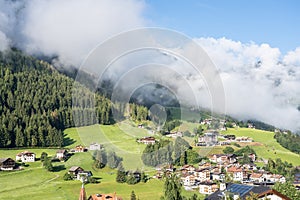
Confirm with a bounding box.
[142,137,200,167]
[264,158,296,181]
[274,131,300,154]
[0,49,147,148]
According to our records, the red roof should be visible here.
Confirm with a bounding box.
[227,166,242,172]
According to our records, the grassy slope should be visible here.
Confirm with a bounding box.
[0,123,203,200]
[1,124,298,200]
[221,128,300,165]
[64,123,151,170]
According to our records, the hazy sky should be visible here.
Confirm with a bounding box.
[145,0,300,54]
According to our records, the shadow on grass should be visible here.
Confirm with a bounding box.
[63,134,76,147]
[93,177,102,181]
[87,176,102,184]
[53,165,66,172]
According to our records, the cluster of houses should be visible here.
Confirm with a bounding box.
[0,142,103,172]
[199,118,256,130]
[57,143,102,161]
[0,151,37,171]
[197,131,219,146]
[59,143,102,156]
[196,131,253,147]
[221,134,254,143]
[154,153,288,197]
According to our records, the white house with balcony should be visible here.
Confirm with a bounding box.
[16,151,36,162]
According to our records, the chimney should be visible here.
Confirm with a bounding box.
[79,183,87,200]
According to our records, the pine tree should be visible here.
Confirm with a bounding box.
[40,152,48,162]
[130,191,137,200]
[179,151,187,166]
[107,151,122,169]
[116,162,126,183]
[43,157,53,172]
[94,149,107,169]
[162,174,183,200]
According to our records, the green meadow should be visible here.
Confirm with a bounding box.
[0,123,203,200]
[1,124,299,200]
[221,128,300,166]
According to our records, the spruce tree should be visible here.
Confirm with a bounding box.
[162,174,183,200]
[116,162,126,183]
[130,191,137,200]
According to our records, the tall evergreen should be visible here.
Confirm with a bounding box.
[0,49,113,148]
[162,174,183,200]
[130,191,137,200]
[116,162,126,183]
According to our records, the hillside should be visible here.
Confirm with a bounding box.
[220,128,300,166]
[0,123,203,200]
[0,49,112,148]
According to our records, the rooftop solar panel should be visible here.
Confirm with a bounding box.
[227,184,253,196]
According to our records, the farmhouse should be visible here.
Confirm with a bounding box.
[68,166,92,181]
[89,143,102,150]
[77,171,93,181]
[56,149,68,160]
[88,193,122,200]
[0,158,16,171]
[137,137,156,145]
[16,151,35,162]
[71,145,88,153]
[69,166,84,177]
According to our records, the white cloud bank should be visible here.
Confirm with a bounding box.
[0,0,145,66]
[0,0,299,131]
[196,37,300,131]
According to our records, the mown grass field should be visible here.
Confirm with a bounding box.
[0,123,203,200]
[221,128,300,165]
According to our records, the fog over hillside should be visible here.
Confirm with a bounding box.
[0,0,299,131]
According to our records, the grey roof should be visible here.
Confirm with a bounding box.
[57,149,66,153]
[69,166,83,172]
[0,158,11,163]
[206,183,270,200]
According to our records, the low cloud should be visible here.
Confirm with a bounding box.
[196,37,300,131]
[0,0,146,66]
[0,1,299,131]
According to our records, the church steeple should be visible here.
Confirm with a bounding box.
[79,183,87,200]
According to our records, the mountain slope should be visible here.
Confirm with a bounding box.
[0,49,112,148]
